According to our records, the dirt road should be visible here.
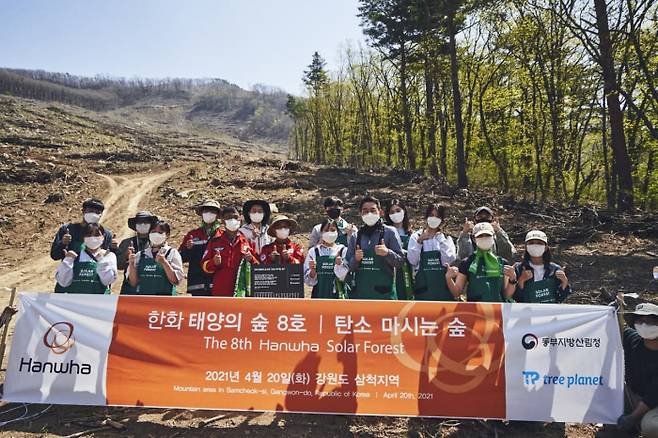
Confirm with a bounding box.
[0,169,178,292]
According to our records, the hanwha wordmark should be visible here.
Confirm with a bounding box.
[43,322,75,354]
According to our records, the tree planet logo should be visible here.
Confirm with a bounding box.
[43,322,75,354]
[521,333,539,350]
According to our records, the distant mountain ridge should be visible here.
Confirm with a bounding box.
[0,67,292,144]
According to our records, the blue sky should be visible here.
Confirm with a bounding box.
[0,0,366,94]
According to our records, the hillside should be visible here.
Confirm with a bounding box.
[0,68,293,146]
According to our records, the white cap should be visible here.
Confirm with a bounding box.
[525,230,548,244]
[629,302,658,317]
[473,222,495,238]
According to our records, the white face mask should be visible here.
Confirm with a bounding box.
[653,271,658,280]
[84,212,101,224]
[135,223,151,235]
[250,212,264,224]
[225,219,240,232]
[84,236,103,250]
[149,232,167,246]
[427,216,442,229]
[635,322,658,340]
[322,231,338,244]
[526,244,546,258]
[389,211,405,224]
[276,228,290,239]
[362,212,380,227]
[476,236,495,251]
[202,212,217,224]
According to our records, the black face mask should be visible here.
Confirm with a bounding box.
[327,208,342,220]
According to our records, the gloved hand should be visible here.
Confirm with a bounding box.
[617,414,638,433]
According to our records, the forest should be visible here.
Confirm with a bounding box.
[287,0,658,211]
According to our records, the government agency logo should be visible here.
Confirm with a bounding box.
[521,333,539,350]
[43,322,75,354]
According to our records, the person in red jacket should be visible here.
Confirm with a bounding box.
[201,207,259,296]
[179,199,221,296]
[260,215,304,265]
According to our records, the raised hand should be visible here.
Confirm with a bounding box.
[374,239,389,257]
[462,218,474,234]
[62,227,72,246]
[503,265,517,281]
[446,266,459,280]
[355,244,364,262]
[491,219,502,233]
[64,249,78,260]
[155,249,167,265]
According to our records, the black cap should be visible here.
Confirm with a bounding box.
[474,206,493,217]
[82,198,104,212]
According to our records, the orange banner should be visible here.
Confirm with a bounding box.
[107,297,506,418]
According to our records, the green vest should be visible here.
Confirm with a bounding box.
[311,247,347,299]
[466,256,505,302]
[55,249,109,295]
[413,249,453,301]
[522,275,559,303]
[395,234,414,300]
[128,249,176,296]
[352,247,396,300]
[335,219,350,246]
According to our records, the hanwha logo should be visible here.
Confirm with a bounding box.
[43,322,75,354]
[522,333,539,350]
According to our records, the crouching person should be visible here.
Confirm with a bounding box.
[616,303,658,437]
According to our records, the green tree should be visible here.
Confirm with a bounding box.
[303,52,329,163]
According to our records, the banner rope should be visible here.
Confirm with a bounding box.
[0,403,52,427]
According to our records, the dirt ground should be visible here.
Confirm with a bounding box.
[0,96,656,437]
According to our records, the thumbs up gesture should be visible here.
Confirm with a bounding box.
[62,227,72,246]
[519,265,534,283]
[462,217,474,234]
[128,242,136,263]
[63,249,78,260]
[355,244,364,262]
[126,241,135,262]
[213,248,222,266]
[445,266,459,280]
[155,249,167,265]
[309,259,317,278]
[335,255,343,266]
[270,247,280,262]
[185,237,194,250]
[375,239,389,257]
[241,246,253,262]
[111,233,118,250]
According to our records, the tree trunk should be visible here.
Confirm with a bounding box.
[424,56,438,176]
[594,0,634,212]
[399,51,415,170]
[448,12,467,187]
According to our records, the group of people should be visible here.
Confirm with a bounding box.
[47,195,658,436]
[50,195,572,304]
